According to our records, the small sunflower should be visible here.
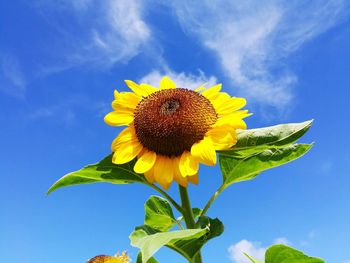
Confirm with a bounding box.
[104,76,250,189]
[88,252,130,263]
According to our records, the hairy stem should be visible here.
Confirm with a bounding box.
[178,185,203,263]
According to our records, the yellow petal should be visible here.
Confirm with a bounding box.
[112,140,143,164]
[124,80,149,97]
[215,97,247,115]
[233,110,253,119]
[160,76,176,90]
[209,92,231,111]
[134,149,157,174]
[140,83,158,95]
[104,110,134,126]
[144,167,155,184]
[206,125,237,150]
[111,125,137,151]
[112,92,141,110]
[172,157,188,187]
[187,173,198,185]
[153,156,174,189]
[202,84,222,99]
[179,151,199,177]
[191,137,217,166]
[214,114,248,130]
[114,90,119,99]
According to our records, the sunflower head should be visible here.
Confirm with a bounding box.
[88,252,130,263]
[105,76,251,190]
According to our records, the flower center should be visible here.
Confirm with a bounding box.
[134,88,217,157]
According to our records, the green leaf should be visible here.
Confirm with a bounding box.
[219,144,313,187]
[144,196,177,231]
[130,216,224,263]
[136,253,158,263]
[47,154,146,194]
[265,244,324,263]
[197,216,224,240]
[222,120,313,158]
[234,120,313,149]
[130,225,207,263]
[169,216,224,261]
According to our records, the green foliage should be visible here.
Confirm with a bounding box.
[144,196,177,231]
[234,120,313,149]
[130,216,224,263]
[130,225,207,263]
[219,144,312,186]
[47,155,145,194]
[245,244,324,263]
[266,244,324,262]
[48,120,317,263]
[197,216,224,239]
[133,196,224,263]
[218,121,313,189]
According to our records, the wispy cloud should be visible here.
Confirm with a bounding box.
[36,0,151,70]
[140,69,217,90]
[228,237,291,263]
[0,54,26,99]
[172,0,349,108]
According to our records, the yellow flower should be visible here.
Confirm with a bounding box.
[105,76,251,189]
[88,252,130,263]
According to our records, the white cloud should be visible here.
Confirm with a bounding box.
[228,240,266,263]
[273,237,291,246]
[140,69,217,90]
[87,0,150,67]
[228,237,291,263]
[172,0,349,108]
[37,0,151,69]
[0,54,26,98]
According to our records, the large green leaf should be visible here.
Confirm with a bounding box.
[130,226,207,263]
[130,216,224,263]
[222,120,313,158]
[219,144,313,187]
[47,155,146,194]
[169,216,224,261]
[265,244,324,263]
[234,120,313,149]
[144,196,177,231]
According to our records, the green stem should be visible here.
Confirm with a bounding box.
[178,185,203,263]
[200,185,225,217]
[179,185,196,228]
[149,184,183,214]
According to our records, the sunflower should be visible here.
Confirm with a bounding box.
[104,76,250,189]
[88,252,130,263]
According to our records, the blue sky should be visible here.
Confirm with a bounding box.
[1,1,350,262]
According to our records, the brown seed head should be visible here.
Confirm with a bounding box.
[134,88,217,157]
